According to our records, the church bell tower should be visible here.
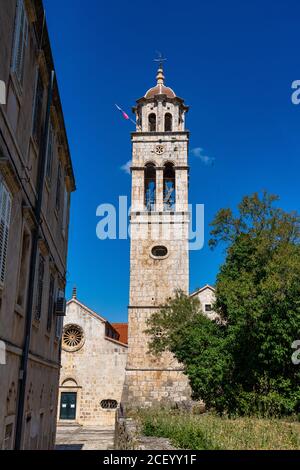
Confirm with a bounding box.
[125,63,191,405]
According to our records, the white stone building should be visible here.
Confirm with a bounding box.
[57,291,127,429]
[190,285,218,321]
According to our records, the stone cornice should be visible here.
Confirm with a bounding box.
[131,166,189,171]
[0,156,21,195]
[38,237,50,257]
[22,205,37,230]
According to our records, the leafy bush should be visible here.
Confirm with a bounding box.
[146,192,300,416]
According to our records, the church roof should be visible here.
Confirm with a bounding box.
[190,284,216,297]
[112,323,128,345]
[145,84,176,99]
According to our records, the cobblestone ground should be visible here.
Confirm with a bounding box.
[55,426,115,450]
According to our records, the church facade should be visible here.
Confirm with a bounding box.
[57,291,127,428]
[57,285,216,428]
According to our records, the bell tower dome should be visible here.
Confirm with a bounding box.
[133,65,188,134]
[124,64,191,406]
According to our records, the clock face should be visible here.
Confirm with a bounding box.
[155,145,165,155]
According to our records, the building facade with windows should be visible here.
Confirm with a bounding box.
[0,0,75,449]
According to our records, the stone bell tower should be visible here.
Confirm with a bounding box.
[124,64,191,406]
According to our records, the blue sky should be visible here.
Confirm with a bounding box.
[44,0,300,322]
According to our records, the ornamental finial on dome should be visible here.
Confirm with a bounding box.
[154,51,167,85]
[144,53,176,99]
[156,66,165,85]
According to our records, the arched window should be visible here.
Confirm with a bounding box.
[144,163,156,211]
[164,113,172,132]
[148,113,156,132]
[61,378,78,387]
[163,163,175,211]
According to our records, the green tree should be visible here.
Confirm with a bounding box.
[146,192,300,416]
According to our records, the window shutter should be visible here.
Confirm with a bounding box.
[56,164,61,211]
[46,124,54,180]
[0,180,12,286]
[32,71,44,145]
[62,187,68,237]
[55,316,63,339]
[34,254,45,321]
[55,289,65,338]
[47,274,55,332]
[11,0,28,84]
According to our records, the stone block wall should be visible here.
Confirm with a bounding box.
[58,299,127,428]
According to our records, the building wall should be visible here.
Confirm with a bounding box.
[58,300,127,428]
[0,0,75,449]
[191,286,218,321]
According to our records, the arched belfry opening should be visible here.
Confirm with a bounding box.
[144,163,156,211]
[148,113,156,132]
[163,163,176,210]
[164,113,172,132]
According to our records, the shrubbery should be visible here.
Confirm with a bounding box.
[146,192,300,416]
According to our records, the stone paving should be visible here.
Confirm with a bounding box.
[55,425,115,450]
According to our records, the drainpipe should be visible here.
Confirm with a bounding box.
[14,70,55,450]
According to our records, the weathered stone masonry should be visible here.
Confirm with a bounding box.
[124,66,191,405]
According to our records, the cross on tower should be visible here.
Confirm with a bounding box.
[154,51,167,69]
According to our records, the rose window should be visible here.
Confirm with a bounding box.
[62,324,84,352]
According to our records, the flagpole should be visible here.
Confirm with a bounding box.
[115,104,138,128]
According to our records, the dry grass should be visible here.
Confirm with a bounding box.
[136,409,300,450]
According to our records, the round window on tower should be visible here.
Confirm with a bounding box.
[155,145,165,155]
[150,245,169,259]
[62,324,85,352]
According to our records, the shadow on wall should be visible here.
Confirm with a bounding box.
[55,444,84,450]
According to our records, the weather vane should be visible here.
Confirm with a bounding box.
[154,51,167,68]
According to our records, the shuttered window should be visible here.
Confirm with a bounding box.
[34,254,45,321]
[32,70,44,145]
[55,289,64,338]
[46,123,54,181]
[56,164,62,212]
[11,0,28,84]
[47,274,55,332]
[0,179,12,286]
[62,187,68,237]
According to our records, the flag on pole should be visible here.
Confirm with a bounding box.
[115,104,130,120]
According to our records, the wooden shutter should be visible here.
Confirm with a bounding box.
[11,0,28,83]
[62,187,68,237]
[32,71,44,145]
[56,164,61,211]
[47,274,55,332]
[34,254,45,321]
[0,180,12,286]
[46,124,54,180]
[55,289,64,338]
